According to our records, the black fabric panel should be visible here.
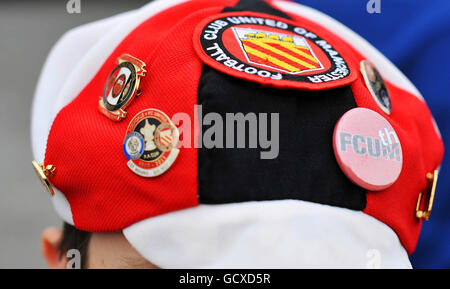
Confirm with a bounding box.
[197,68,366,210]
[222,0,291,19]
[196,0,366,210]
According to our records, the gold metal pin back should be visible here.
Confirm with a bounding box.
[416,170,439,220]
[32,160,56,197]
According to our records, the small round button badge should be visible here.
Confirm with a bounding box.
[333,108,402,191]
[123,132,145,160]
[361,60,392,115]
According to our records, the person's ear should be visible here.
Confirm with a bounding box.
[41,227,67,269]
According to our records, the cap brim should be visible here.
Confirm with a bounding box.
[123,199,411,269]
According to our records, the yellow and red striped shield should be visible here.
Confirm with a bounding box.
[233,28,323,74]
[158,127,173,148]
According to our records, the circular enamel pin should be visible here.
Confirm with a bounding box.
[193,12,356,90]
[361,60,391,114]
[99,54,146,121]
[123,132,145,160]
[333,108,402,191]
[124,109,179,177]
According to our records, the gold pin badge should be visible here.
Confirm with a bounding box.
[99,54,146,121]
[416,170,439,220]
[32,161,56,197]
[124,109,180,178]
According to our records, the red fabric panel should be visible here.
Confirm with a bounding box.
[358,78,444,254]
[284,10,444,254]
[44,0,238,232]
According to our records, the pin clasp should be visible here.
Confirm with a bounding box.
[416,170,439,220]
[32,160,56,197]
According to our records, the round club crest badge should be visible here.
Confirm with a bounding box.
[193,12,357,90]
[360,60,392,115]
[99,54,146,121]
[124,109,180,177]
[123,132,145,160]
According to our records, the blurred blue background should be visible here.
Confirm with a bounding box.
[293,0,450,268]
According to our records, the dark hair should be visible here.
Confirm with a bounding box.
[59,222,91,269]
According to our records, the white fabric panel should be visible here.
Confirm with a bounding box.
[52,188,74,225]
[124,200,411,269]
